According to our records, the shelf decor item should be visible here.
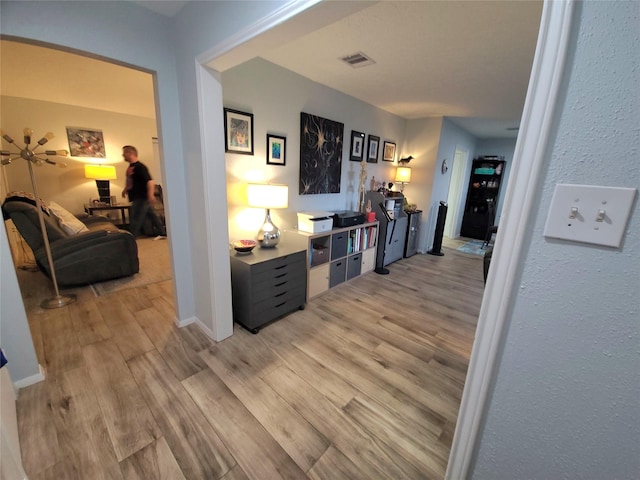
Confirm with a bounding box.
[247,183,289,248]
[366,135,380,163]
[266,134,286,166]
[1,128,76,309]
[66,127,105,157]
[84,164,117,204]
[349,130,365,161]
[299,112,344,195]
[224,108,254,155]
[382,141,396,162]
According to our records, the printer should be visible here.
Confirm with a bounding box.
[332,210,366,228]
[297,211,334,234]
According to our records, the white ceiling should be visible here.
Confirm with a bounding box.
[260,1,542,138]
[134,0,188,17]
[0,40,156,119]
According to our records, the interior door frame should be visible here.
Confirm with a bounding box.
[445,1,576,477]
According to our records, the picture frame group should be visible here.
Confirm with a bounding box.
[349,130,396,164]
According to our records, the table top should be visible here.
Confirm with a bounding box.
[229,237,307,265]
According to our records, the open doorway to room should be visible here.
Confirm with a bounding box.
[444,146,469,241]
[0,39,176,373]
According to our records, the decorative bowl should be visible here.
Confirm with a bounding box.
[233,240,257,254]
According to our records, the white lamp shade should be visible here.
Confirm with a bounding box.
[247,183,289,209]
[395,166,412,183]
[85,164,117,180]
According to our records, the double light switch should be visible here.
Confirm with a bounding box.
[543,184,636,248]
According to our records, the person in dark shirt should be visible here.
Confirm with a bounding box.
[121,145,166,238]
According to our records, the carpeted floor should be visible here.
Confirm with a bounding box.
[91,237,171,296]
[456,239,490,256]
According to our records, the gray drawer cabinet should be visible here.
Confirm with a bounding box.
[229,245,307,333]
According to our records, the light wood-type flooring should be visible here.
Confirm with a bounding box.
[16,248,483,479]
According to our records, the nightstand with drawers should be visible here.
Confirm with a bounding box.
[229,243,307,334]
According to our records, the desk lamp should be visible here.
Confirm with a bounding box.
[247,183,288,247]
[85,164,117,204]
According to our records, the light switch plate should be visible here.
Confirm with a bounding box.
[543,184,636,248]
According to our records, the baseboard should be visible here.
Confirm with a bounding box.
[174,315,196,328]
[195,318,216,340]
[14,364,45,390]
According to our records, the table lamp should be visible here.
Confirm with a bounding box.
[395,166,412,192]
[85,164,117,204]
[247,183,288,247]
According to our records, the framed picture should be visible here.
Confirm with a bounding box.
[383,141,397,162]
[266,134,286,166]
[366,135,380,163]
[299,112,344,195]
[224,108,254,155]
[66,127,106,158]
[349,130,365,162]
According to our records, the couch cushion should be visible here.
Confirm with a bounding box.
[48,201,89,236]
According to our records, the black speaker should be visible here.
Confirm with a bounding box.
[428,201,448,256]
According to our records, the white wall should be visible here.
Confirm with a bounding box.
[1,96,160,215]
[0,220,40,383]
[402,117,443,251]
[471,2,640,478]
[474,137,516,224]
[222,58,406,241]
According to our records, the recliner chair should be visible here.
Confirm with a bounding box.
[2,198,139,287]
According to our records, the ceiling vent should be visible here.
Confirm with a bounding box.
[340,52,376,69]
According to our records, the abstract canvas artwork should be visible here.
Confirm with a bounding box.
[66,128,106,158]
[299,112,344,195]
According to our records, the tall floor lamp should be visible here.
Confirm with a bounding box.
[1,128,77,309]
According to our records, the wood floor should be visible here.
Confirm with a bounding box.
[16,248,483,479]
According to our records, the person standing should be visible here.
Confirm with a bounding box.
[121,145,166,238]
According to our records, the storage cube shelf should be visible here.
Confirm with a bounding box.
[298,221,379,299]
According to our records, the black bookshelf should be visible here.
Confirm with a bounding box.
[460,156,505,240]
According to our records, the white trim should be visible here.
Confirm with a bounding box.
[445,1,576,478]
[196,0,323,64]
[13,364,45,389]
[175,315,196,328]
[195,317,216,341]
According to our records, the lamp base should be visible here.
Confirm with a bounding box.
[257,209,281,248]
[374,267,390,275]
[41,294,77,309]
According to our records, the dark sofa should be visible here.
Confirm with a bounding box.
[2,199,139,286]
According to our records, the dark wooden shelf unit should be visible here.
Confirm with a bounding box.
[460,157,505,240]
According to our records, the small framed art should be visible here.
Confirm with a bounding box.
[383,141,396,162]
[224,108,254,155]
[267,134,286,166]
[366,135,380,163]
[349,130,365,161]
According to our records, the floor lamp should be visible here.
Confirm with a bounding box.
[1,128,77,309]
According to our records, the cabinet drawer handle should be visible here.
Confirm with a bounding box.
[275,264,287,270]
[275,301,286,308]
[336,262,342,267]
[275,281,288,287]
[274,291,287,298]
[275,273,287,279]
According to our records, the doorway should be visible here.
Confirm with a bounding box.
[444,147,468,239]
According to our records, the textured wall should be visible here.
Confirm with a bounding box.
[471,2,640,478]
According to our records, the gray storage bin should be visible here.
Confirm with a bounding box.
[329,259,347,287]
[347,253,362,280]
[331,232,348,260]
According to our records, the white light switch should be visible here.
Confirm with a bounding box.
[543,184,636,248]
